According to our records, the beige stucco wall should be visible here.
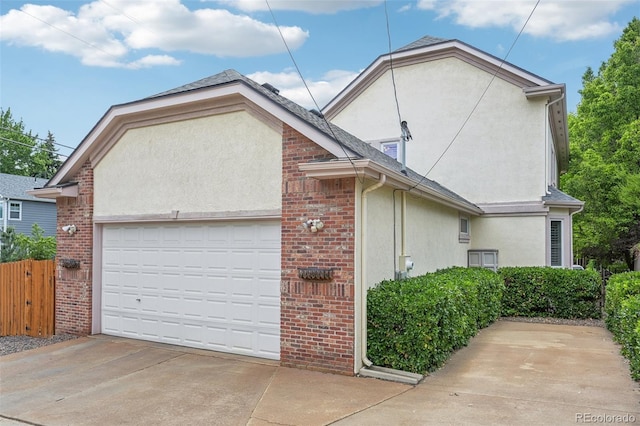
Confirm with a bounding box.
[331,57,547,204]
[470,215,547,267]
[94,111,282,217]
[364,186,467,287]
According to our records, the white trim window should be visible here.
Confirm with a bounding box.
[459,215,470,243]
[9,201,22,221]
[381,141,399,160]
[550,219,562,267]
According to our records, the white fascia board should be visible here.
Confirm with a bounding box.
[27,184,78,199]
[300,159,483,215]
[48,82,358,187]
[323,40,552,116]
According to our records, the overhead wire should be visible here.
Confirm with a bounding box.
[384,1,403,129]
[17,7,123,62]
[265,0,365,185]
[408,0,541,191]
[0,136,69,158]
[0,126,76,151]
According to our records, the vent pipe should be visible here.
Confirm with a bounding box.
[400,121,412,174]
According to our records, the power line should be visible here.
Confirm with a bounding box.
[409,0,541,191]
[0,126,76,151]
[384,1,403,128]
[17,7,122,62]
[0,136,69,158]
[265,0,365,185]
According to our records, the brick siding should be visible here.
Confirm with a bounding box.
[280,124,356,374]
[55,161,94,335]
[52,125,358,375]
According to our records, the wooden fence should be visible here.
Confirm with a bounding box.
[0,259,55,337]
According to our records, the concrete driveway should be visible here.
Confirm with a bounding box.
[1,321,638,425]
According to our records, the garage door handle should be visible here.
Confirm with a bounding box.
[136,298,141,302]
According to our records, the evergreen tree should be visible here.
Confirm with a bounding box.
[0,108,36,176]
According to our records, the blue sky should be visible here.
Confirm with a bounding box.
[1,0,638,159]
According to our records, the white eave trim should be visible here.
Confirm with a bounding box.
[323,39,551,117]
[27,184,78,199]
[47,81,359,187]
[299,159,483,216]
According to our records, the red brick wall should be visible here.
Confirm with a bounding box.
[280,124,356,375]
[55,161,94,335]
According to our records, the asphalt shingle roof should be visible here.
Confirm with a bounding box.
[0,173,52,202]
[148,69,479,211]
[394,35,450,53]
[542,186,583,205]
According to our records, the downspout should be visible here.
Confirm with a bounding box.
[401,191,407,259]
[360,174,386,368]
[569,204,584,267]
[358,175,422,384]
[545,93,565,193]
[1,195,7,233]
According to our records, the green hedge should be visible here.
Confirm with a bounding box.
[605,272,640,380]
[499,267,601,319]
[367,267,503,374]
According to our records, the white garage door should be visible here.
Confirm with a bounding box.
[101,221,281,360]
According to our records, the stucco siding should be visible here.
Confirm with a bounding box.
[471,215,546,267]
[94,111,282,217]
[365,187,466,287]
[331,57,547,204]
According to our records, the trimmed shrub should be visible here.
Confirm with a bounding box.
[499,267,601,319]
[605,272,640,336]
[367,267,503,374]
[618,295,640,380]
[605,272,640,380]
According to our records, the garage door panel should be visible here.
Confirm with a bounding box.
[102,221,281,360]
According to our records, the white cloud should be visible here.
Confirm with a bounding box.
[417,0,635,41]
[0,0,309,68]
[246,69,359,109]
[216,0,383,14]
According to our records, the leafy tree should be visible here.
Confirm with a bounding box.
[562,18,640,269]
[0,108,61,179]
[0,108,36,176]
[0,224,56,262]
[0,227,21,263]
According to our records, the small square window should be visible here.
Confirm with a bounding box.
[381,142,399,160]
[9,202,21,220]
[459,215,470,243]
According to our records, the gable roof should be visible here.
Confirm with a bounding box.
[0,173,53,203]
[35,69,481,214]
[321,34,569,173]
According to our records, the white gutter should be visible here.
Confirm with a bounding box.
[358,174,423,384]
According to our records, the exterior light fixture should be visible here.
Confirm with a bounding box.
[303,219,324,232]
[62,224,77,235]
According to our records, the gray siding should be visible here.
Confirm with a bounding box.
[6,200,57,237]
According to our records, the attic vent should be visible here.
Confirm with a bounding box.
[309,109,324,118]
[262,83,280,94]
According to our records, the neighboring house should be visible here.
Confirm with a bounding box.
[0,173,56,236]
[324,36,583,269]
[29,35,583,376]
